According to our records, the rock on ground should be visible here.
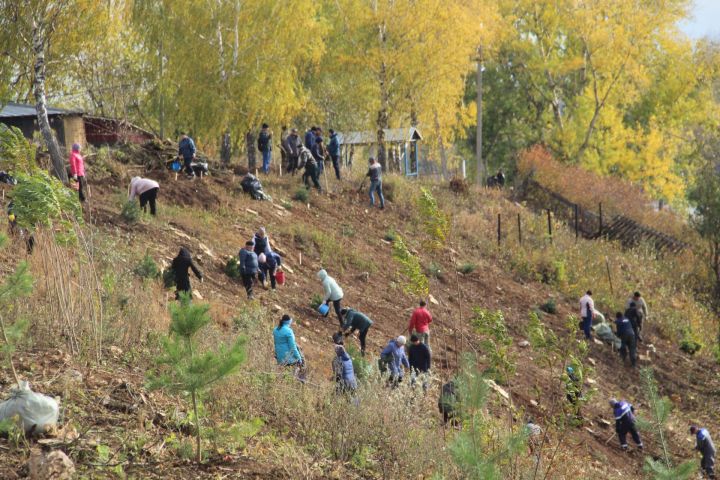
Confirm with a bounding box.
[28,449,75,480]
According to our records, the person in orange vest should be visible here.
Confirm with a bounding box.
[408,300,433,347]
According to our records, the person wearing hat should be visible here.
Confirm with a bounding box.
[317,269,344,324]
[328,129,341,180]
[68,143,86,202]
[340,307,373,356]
[273,314,303,366]
[257,123,273,174]
[239,240,259,299]
[691,425,716,478]
[300,144,322,192]
[331,344,357,395]
[609,398,643,451]
[366,157,385,209]
[283,128,301,175]
[258,250,282,290]
[379,336,410,387]
[253,227,272,257]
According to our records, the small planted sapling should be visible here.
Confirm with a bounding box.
[148,293,246,462]
[0,247,33,386]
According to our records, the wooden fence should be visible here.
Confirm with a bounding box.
[514,179,688,254]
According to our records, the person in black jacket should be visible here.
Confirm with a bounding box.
[408,334,431,392]
[615,312,637,367]
[439,380,458,426]
[624,301,644,342]
[172,247,203,300]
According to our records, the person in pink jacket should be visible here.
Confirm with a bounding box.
[68,143,86,202]
[128,176,160,216]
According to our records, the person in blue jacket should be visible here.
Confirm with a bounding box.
[274,314,303,366]
[328,129,341,180]
[253,227,272,256]
[380,336,410,387]
[239,241,259,299]
[332,344,357,394]
[609,398,643,451]
[690,425,716,478]
[178,133,196,177]
[614,312,637,367]
[304,126,317,150]
[258,251,282,290]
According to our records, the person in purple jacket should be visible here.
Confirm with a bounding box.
[690,425,716,479]
[609,398,643,451]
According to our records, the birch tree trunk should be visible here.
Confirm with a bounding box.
[246,131,257,172]
[475,46,486,185]
[33,19,67,182]
[376,60,389,171]
[220,131,231,167]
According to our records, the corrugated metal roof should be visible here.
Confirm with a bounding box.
[340,127,422,145]
[0,102,83,118]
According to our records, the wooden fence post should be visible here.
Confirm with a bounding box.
[547,209,553,244]
[517,213,522,245]
[605,256,614,294]
[497,213,501,245]
[574,203,579,241]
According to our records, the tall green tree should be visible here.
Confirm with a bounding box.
[148,294,246,463]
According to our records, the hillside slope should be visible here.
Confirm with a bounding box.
[0,161,717,479]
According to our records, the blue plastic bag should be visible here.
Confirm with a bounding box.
[171,160,182,172]
[318,303,330,316]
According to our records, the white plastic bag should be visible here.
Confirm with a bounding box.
[0,381,59,434]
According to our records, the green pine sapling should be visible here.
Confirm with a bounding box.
[148,293,246,463]
[0,234,33,386]
[639,368,696,480]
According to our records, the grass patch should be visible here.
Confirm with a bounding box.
[458,262,477,274]
[293,187,309,202]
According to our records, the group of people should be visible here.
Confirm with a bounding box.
[60,136,715,476]
[579,290,648,368]
[264,124,386,210]
[271,268,436,397]
[237,227,283,299]
[576,289,716,477]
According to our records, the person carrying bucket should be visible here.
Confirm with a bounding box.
[317,269,344,325]
[258,251,282,290]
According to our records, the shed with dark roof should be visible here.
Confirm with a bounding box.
[0,102,85,150]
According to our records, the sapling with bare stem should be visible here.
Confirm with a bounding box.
[148,293,246,463]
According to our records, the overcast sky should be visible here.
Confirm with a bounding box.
[680,0,720,39]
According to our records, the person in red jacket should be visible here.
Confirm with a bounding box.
[408,300,433,347]
[69,143,86,202]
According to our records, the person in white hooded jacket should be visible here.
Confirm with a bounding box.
[128,176,160,216]
[317,269,344,325]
